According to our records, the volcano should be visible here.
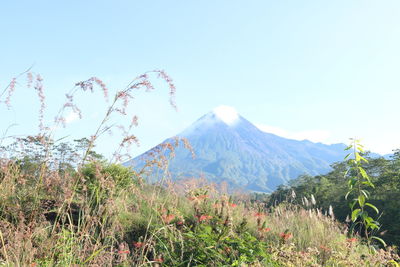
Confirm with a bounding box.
[125,106,348,192]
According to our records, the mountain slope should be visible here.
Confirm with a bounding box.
[126,106,348,192]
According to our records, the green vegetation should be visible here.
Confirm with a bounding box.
[270,148,400,251]
[344,139,384,248]
[0,138,398,266]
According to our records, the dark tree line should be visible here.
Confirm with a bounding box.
[268,151,400,247]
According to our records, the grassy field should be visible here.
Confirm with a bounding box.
[0,158,399,266]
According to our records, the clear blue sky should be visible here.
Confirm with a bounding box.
[1,0,400,157]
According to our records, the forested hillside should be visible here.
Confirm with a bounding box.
[268,151,400,248]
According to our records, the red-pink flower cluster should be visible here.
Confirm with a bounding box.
[196,214,212,222]
[162,214,175,224]
[319,245,331,252]
[133,242,143,249]
[258,227,271,233]
[154,257,164,263]
[188,194,209,201]
[279,232,293,240]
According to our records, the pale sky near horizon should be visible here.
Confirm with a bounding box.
[1,1,400,158]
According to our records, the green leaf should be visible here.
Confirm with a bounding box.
[357,145,365,153]
[365,202,379,214]
[348,177,357,188]
[371,236,387,247]
[387,260,400,267]
[358,167,369,179]
[362,181,375,188]
[355,152,361,162]
[351,209,361,221]
[361,211,369,220]
[361,189,370,198]
[367,222,379,230]
[349,200,357,210]
[83,246,108,264]
[345,190,352,200]
[344,153,351,160]
[358,195,365,207]
[365,216,373,224]
[345,145,352,151]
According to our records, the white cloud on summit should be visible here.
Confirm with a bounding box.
[213,105,239,125]
[256,124,331,143]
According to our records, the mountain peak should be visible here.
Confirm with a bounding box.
[212,105,239,125]
[128,106,349,192]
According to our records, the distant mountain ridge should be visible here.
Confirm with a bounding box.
[125,106,350,192]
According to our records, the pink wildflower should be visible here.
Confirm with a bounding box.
[133,242,143,249]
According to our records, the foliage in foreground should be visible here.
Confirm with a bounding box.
[0,155,399,266]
